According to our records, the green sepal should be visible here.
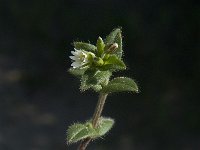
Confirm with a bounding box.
[96,37,105,57]
[68,67,89,77]
[67,123,96,144]
[101,77,138,93]
[105,28,123,58]
[73,42,96,52]
[80,69,112,92]
[94,57,104,66]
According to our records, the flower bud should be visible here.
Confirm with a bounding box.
[94,57,104,66]
[106,43,118,54]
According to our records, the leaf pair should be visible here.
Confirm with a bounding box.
[67,117,114,144]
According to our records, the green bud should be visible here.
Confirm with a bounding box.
[96,37,105,57]
[94,57,104,66]
[87,52,95,62]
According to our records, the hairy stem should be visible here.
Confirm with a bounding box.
[77,138,91,150]
[77,93,108,150]
[92,93,108,127]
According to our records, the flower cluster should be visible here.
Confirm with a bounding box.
[69,42,119,69]
[69,42,125,72]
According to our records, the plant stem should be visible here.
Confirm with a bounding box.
[77,138,91,150]
[77,93,108,150]
[92,93,108,128]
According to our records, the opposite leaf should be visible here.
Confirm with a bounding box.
[101,77,138,93]
[73,42,96,52]
[94,117,115,138]
[67,123,96,144]
[80,69,112,92]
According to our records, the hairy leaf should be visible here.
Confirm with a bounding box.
[73,42,96,52]
[105,55,126,68]
[114,32,122,58]
[99,55,126,71]
[80,69,112,92]
[68,67,89,77]
[105,28,121,44]
[94,117,114,137]
[67,117,114,144]
[67,123,96,144]
[101,77,138,93]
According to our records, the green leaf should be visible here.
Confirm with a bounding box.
[80,69,112,92]
[73,42,96,52]
[94,70,112,86]
[67,123,96,144]
[105,28,121,44]
[96,37,105,57]
[101,77,138,93]
[100,55,126,71]
[105,28,123,58]
[114,32,123,58]
[105,55,126,67]
[68,67,88,77]
[80,68,98,91]
[94,117,114,138]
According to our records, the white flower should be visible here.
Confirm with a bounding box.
[69,49,95,68]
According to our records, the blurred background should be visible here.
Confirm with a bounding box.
[0,0,200,150]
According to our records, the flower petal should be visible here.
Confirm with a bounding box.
[69,56,76,60]
[71,62,81,68]
[71,50,79,56]
[70,49,96,68]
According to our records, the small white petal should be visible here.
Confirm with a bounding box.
[71,50,79,56]
[69,56,76,60]
[71,51,76,55]
[71,62,81,68]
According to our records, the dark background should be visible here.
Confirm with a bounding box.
[0,0,200,150]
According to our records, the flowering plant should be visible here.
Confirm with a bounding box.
[67,28,138,150]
